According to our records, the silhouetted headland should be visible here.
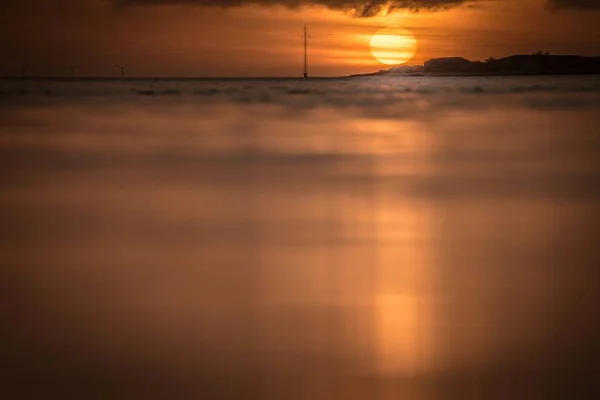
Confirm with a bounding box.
[354,53,600,77]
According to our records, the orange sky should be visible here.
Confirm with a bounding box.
[1,0,599,77]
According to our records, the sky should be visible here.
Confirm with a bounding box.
[1,0,600,77]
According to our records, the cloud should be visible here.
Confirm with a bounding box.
[548,0,600,9]
[112,0,471,17]
[3,0,599,17]
[110,0,600,16]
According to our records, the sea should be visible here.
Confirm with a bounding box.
[1,75,599,399]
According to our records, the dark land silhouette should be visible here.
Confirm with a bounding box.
[356,53,600,77]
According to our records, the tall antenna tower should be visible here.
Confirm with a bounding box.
[302,25,308,78]
[115,63,129,78]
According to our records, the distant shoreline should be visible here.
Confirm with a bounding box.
[0,76,352,81]
[1,73,600,81]
[357,54,600,78]
[349,71,600,78]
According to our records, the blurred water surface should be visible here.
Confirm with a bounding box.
[1,76,599,399]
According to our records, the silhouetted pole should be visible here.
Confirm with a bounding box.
[116,63,129,77]
[303,25,308,78]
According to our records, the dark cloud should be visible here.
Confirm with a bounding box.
[3,0,599,16]
[548,0,600,9]
[110,0,600,16]
[112,0,471,17]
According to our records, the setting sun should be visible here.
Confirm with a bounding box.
[370,27,418,65]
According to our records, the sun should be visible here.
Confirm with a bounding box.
[370,27,417,66]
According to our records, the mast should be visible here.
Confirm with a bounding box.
[303,25,308,78]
